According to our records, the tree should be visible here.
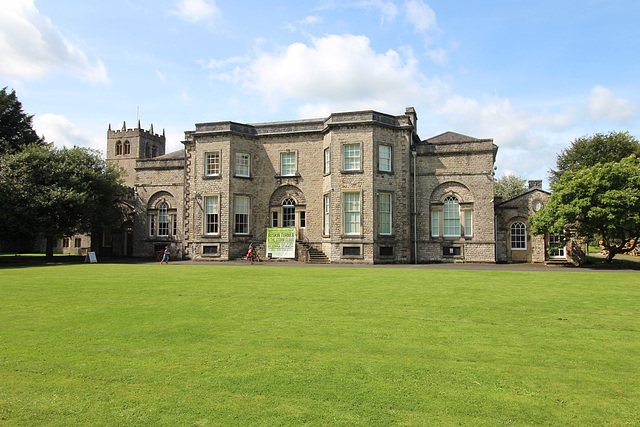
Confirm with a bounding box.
[0,144,128,257]
[0,87,45,155]
[549,131,640,186]
[531,156,640,262]
[494,173,528,201]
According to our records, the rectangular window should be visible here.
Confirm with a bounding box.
[343,192,361,235]
[299,211,306,229]
[324,147,331,174]
[343,143,361,171]
[431,210,440,237]
[149,214,156,236]
[443,246,461,256]
[74,237,82,248]
[204,196,219,234]
[379,144,392,172]
[171,215,177,237]
[63,238,70,248]
[378,193,392,235]
[443,198,460,237]
[379,246,394,257]
[280,152,296,176]
[342,246,361,256]
[271,211,278,228]
[464,210,473,237]
[205,152,220,176]
[324,194,330,235]
[102,228,112,247]
[203,245,218,255]
[158,207,169,237]
[234,195,250,234]
[235,153,250,177]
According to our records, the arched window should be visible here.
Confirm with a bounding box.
[145,143,152,158]
[158,203,169,236]
[510,222,527,250]
[115,141,122,155]
[282,198,296,228]
[443,196,460,237]
[123,140,131,155]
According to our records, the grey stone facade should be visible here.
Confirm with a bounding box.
[105,108,566,264]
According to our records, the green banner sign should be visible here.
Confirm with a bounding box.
[266,228,296,259]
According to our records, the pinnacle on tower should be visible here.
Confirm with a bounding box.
[122,121,126,131]
[150,123,154,134]
[138,119,141,129]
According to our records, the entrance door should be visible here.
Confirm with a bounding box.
[549,234,566,258]
[282,198,296,228]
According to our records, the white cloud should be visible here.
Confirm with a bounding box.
[0,0,109,84]
[33,114,101,150]
[361,0,399,22]
[171,0,221,25]
[211,34,429,113]
[405,0,438,33]
[300,15,322,25]
[587,85,639,123]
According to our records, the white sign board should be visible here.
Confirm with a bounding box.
[85,251,97,263]
[266,228,296,259]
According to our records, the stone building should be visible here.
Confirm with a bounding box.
[104,107,569,264]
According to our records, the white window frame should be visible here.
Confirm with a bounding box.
[463,209,473,237]
[431,209,440,237]
[378,192,392,235]
[343,143,361,171]
[378,144,392,172]
[171,214,178,237]
[510,222,527,250]
[205,151,221,176]
[158,202,170,237]
[282,198,296,228]
[299,211,306,229]
[549,234,566,258]
[324,147,331,174]
[149,214,156,236]
[280,151,296,176]
[343,192,361,235]
[234,195,250,235]
[235,153,250,177]
[204,195,219,235]
[443,196,461,237]
[323,194,330,235]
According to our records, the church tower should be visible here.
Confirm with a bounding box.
[106,121,166,187]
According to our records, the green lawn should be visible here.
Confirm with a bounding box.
[1,264,638,425]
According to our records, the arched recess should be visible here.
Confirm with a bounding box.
[429,181,475,238]
[147,191,178,238]
[429,181,474,204]
[269,185,307,207]
[268,185,307,229]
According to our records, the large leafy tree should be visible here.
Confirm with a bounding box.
[549,131,640,186]
[494,173,528,201]
[531,156,640,262]
[0,87,45,155]
[0,144,128,257]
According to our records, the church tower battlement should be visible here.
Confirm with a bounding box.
[107,121,166,187]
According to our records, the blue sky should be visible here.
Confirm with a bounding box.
[1,0,639,186]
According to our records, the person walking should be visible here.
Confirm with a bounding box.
[160,246,170,264]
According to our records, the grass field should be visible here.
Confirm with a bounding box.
[1,263,638,425]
